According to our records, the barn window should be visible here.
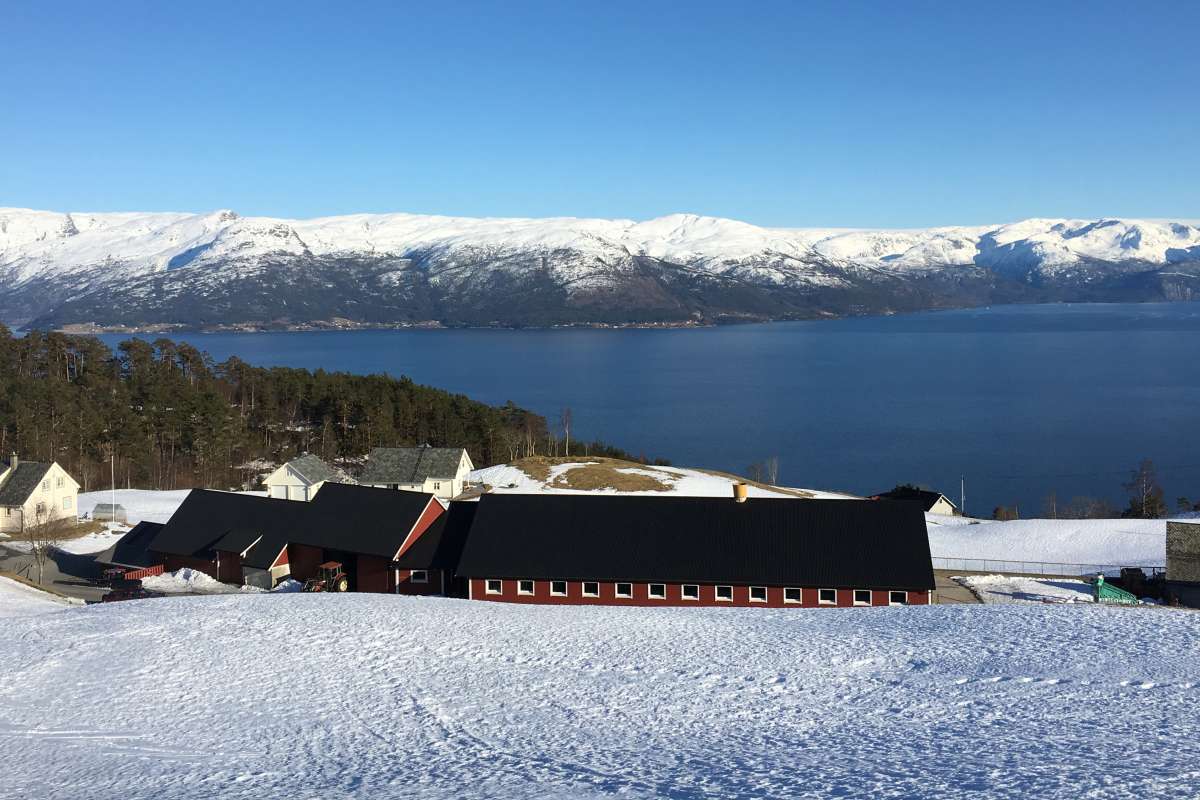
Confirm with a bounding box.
[410,570,429,584]
[749,586,767,603]
[648,583,666,599]
[485,579,502,595]
[784,588,802,604]
[518,580,534,595]
[582,582,600,597]
[715,585,733,601]
[681,584,700,600]
[854,590,872,606]
[889,591,908,606]
[550,580,568,596]
[615,583,633,598]
[818,588,836,605]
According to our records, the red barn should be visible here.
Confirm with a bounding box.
[454,493,934,608]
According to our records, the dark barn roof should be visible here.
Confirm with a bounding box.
[359,446,467,484]
[871,486,954,513]
[96,521,165,569]
[150,486,440,564]
[394,501,477,570]
[307,482,437,558]
[456,495,935,591]
[0,461,53,506]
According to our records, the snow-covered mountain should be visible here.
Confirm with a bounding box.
[3,207,1199,329]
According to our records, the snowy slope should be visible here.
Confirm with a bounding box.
[2,595,1199,798]
[927,515,1166,567]
[955,574,1097,604]
[4,206,1200,328]
[0,576,72,618]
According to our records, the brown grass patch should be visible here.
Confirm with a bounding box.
[550,463,671,492]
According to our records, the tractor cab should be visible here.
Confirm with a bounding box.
[303,561,351,593]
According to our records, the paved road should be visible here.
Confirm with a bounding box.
[0,545,109,602]
[933,570,982,604]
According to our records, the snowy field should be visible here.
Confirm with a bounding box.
[927,515,1167,568]
[955,574,1096,604]
[0,576,74,618]
[1,595,1198,799]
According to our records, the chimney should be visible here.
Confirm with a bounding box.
[733,482,748,503]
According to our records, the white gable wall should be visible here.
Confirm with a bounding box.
[0,462,81,534]
[263,463,325,502]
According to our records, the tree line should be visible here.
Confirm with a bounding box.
[992,458,1198,521]
[0,327,642,492]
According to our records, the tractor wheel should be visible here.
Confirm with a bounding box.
[333,576,350,593]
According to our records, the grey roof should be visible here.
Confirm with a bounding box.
[359,446,467,485]
[0,461,53,507]
[283,454,343,485]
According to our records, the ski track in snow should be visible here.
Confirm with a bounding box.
[1,596,1199,799]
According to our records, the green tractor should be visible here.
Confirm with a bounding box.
[303,561,351,593]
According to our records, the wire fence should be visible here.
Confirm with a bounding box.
[931,557,1165,578]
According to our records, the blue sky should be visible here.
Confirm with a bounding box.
[4,0,1197,227]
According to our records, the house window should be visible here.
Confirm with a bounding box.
[410,570,429,584]
[56,477,64,488]
[648,583,666,599]
[434,482,441,491]
[615,582,633,598]
[42,480,49,492]
[715,585,733,602]
[62,496,72,510]
[784,588,802,604]
[582,581,600,597]
[854,589,872,606]
[550,580,567,597]
[889,591,908,606]
[818,588,837,605]
[485,579,502,595]
[3,507,10,517]
[518,580,534,595]
[681,584,700,600]
[749,586,767,603]
[35,502,46,516]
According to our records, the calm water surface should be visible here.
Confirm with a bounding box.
[99,303,1200,515]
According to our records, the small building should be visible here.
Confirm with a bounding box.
[1165,520,1200,608]
[455,492,935,607]
[92,503,128,524]
[95,520,166,580]
[263,454,349,501]
[358,445,474,499]
[871,486,960,516]
[0,453,81,534]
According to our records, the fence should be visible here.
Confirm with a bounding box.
[931,557,1164,578]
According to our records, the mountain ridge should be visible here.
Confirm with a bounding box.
[3,207,1199,330]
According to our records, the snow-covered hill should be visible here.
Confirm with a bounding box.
[3,207,1199,329]
[3,594,1199,798]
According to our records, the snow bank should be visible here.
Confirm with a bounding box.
[0,576,71,618]
[141,568,263,595]
[927,515,1166,568]
[2,596,1199,798]
[955,574,1095,604]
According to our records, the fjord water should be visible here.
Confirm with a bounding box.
[101,303,1200,515]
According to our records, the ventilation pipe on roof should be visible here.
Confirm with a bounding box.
[733,482,748,503]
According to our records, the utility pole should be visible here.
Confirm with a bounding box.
[111,450,117,523]
[960,475,966,517]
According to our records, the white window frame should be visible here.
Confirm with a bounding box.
[409,569,429,584]
[485,579,502,595]
[42,480,49,492]
[889,591,908,606]
[615,582,633,598]
[35,502,46,516]
[56,476,64,488]
[783,587,802,604]
[550,580,568,597]
[517,579,535,595]
[648,583,666,600]
[715,585,733,602]
[749,586,767,603]
[582,581,600,597]
[681,584,700,601]
[818,588,837,605]
[853,589,872,606]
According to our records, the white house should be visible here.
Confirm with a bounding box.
[263,454,349,501]
[870,486,960,516]
[358,445,474,499]
[0,454,81,534]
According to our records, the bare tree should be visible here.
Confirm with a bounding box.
[561,407,573,458]
[22,505,57,585]
[764,456,779,485]
[1122,459,1166,519]
[1042,491,1058,519]
[747,462,764,482]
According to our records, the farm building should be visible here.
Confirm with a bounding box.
[95,520,166,580]
[358,445,474,499]
[263,454,350,501]
[455,493,935,607]
[146,484,449,592]
[1165,520,1200,608]
[0,453,80,534]
[871,485,960,516]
